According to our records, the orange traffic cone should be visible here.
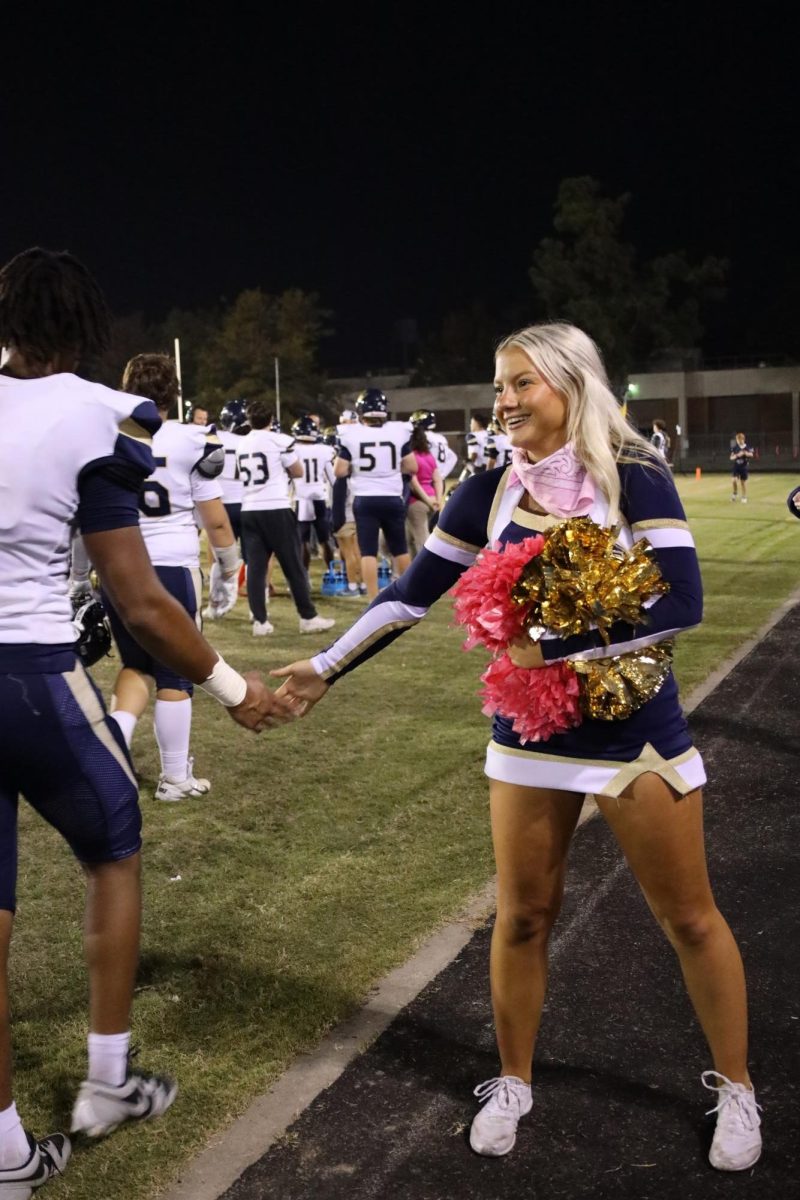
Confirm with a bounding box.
[695,466,702,480]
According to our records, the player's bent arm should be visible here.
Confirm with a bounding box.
[195,497,240,577]
[84,526,296,730]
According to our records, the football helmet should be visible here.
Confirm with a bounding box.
[410,408,436,431]
[219,398,249,432]
[72,597,113,668]
[322,426,340,449]
[355,388,388,421]
[291,414,320,441]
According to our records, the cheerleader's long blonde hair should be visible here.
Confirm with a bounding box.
[495,322,665,521]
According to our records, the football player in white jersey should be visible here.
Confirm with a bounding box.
[237,403,335,636]
[464,411,490,476]
[291,415,336,574]
[335,389,418,600]
[0,248,296,1190]
[485,415,513,470]
[101,354,242,801]
[204,398,249,620]
[409,409,459,481]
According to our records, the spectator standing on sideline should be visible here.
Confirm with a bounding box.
[405,424,443,558]
[730,432,754,502]
[650,419,670,461]
[237,403,335,636]
[274,321,762,1176]
[409,409,459,483]
[0,247,295,1194]
[186,404,209,426]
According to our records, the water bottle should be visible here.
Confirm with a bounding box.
[378,557,392,590]
[321,565,338,597]
[332,558,348,594]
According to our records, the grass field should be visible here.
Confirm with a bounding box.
[12,471,800,1199]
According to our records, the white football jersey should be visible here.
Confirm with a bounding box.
[426,430,458,479]
[0,372,158,646]
[337,420,412,498]
[139,421,223,568]
[294,441,336,502]
[218,428,244,505]
[237,429,299,510]
[466,428,489,468]
[486,430,513,469]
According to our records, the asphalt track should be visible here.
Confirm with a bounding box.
[217,605,800,1200]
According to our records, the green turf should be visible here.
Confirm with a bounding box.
[11,472,800,1198]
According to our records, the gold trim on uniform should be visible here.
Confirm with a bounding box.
[430,526,483,555]
[487,739,700,798]
[631,518,690,532]
[320,620,419,680]
[486,466,514,541]
[511,507,562,532]
[204,431,222,446]
[118,417,154,445]
[63,664,138,788]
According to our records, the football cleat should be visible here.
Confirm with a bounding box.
[0,1130,71,1197]
[71,1071,177,1139]
[155,760,211,802]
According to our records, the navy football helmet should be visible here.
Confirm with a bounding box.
[291,414,320,441]
[322,425,340,450]
[219,398,249,432]
[410,408,436,431]
[72,597,113,668]
[355,388,388,421]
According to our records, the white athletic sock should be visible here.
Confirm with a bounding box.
[88,1031,130,1087]
[154,697,192,782]
[0,1102,30,1169]
[110,709,138,749]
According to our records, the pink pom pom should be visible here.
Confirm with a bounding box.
[452,536,544,653]
[479,654,582,743]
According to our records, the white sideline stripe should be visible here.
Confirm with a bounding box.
[160,585,800,1200]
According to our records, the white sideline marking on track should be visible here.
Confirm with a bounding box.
[161,589,800,1200]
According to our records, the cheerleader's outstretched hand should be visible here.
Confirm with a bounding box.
[271,660,330,716]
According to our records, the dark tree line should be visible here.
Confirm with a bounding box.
[95,178,728,410]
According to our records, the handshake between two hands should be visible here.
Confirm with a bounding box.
[226,660,330,733]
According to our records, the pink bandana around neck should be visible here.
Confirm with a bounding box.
[509,441,595,518]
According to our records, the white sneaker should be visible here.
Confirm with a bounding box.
[299,616,335,634]
[0,1130,71,1195]
[702,1071,762,1171]
[155,761,211,803]
[470,1075,532,1156]
[741,498,748,504]
[252,619,274,636]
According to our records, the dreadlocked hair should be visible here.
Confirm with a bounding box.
[0,247,111,364]
[121,353,180,413]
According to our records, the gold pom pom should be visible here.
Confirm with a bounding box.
[509,516,674,719]
[510,517,669,644]
[570,641,675,720]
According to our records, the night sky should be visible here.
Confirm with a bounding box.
[2,3,797,371]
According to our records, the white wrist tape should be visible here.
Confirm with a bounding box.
[214,542,241,576]
[200,655,248,708]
